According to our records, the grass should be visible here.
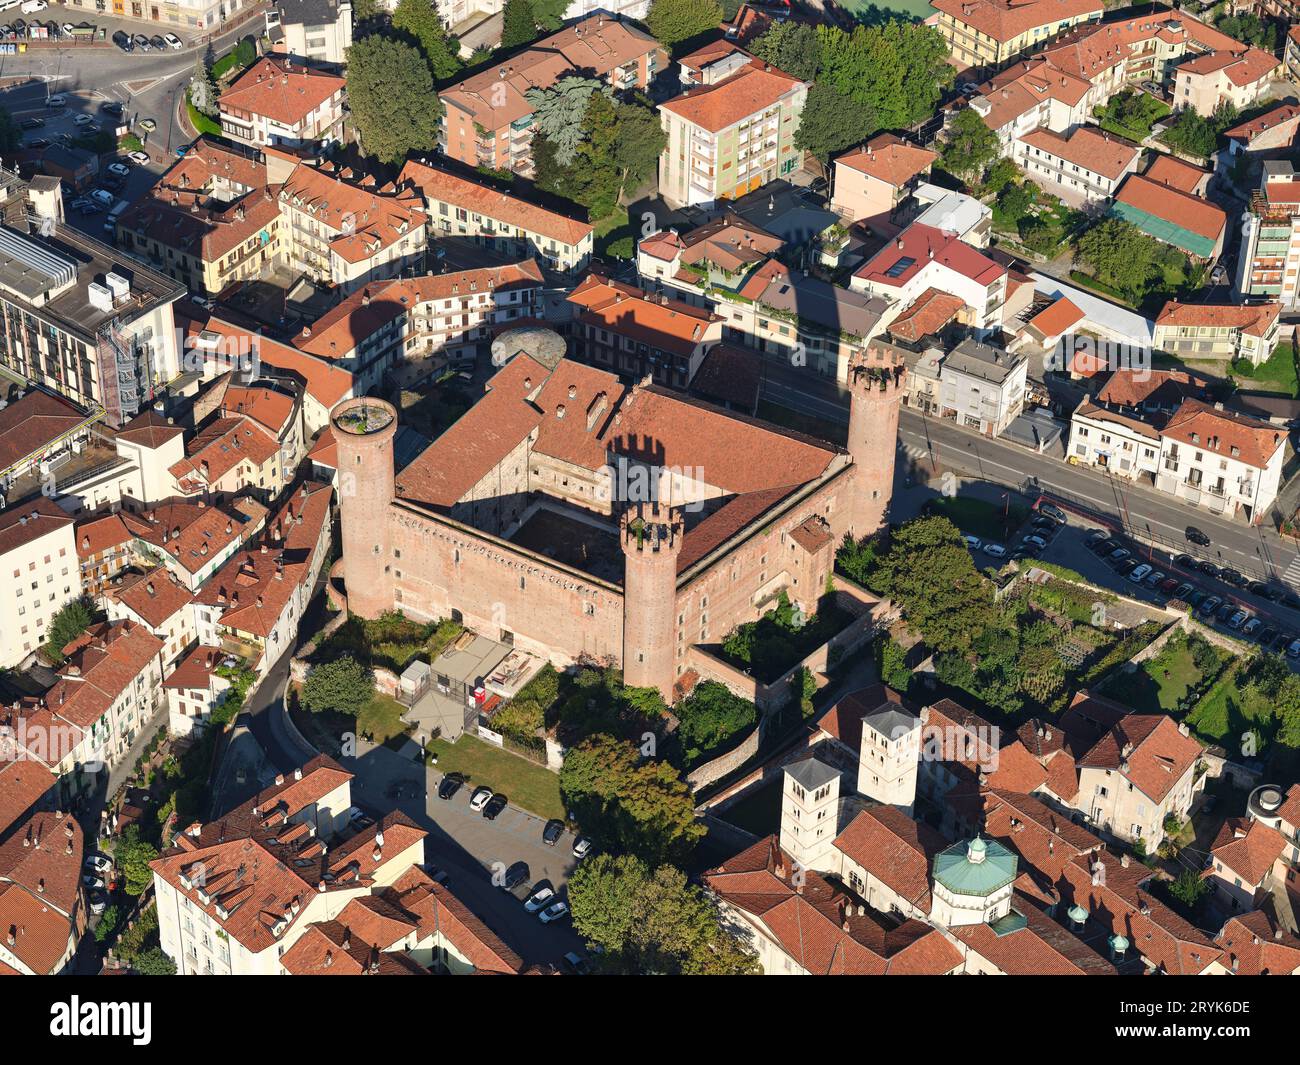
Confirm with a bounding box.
[1185,660,1263,745]
[1231,343,1298,398]
[593,204,633,260]
[427,734,564,820]
[839,0,936,20]
[925,495,1030,541]
[311,611,463,673]
[356,693,410,746]
[1119,639,1207,714]
[294,691,415,753]
[186,96,221,137]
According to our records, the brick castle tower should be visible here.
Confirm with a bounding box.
[845,344,907,537]
[621,501,683,701]
[331,396,398,619]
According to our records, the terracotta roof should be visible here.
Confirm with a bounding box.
[163,644,226,691]
[1216,908,1300,975]
[690,341,761,410]
[931,0,1102,44]
[169,414,279,491]
[1095,367,1207,410]
[1073,400,1160,440]
[1063,692,1203,802]
[1209,817,1287,887]
[219,55,344,128]
[279,921,427,975]
[1144,154,1208,194]
[661,54,804,133]
[75,513,133,560]
[389,866,524,974]
[221,385,297,438]
[0,496,74,557]
[1156,300,1279,338]
[0,390,94,475]
[983,789,1102,886]
[856,222,1005,289]
[1113,174,1227,243]
[816,684,915,755]
[1177,46,1278,88]
[0,811,83,918]
[0,879,75,974]
[42,620,164,732]
[111,566,195,629]
[888,288,965,343]
[115,410,184,448]
[1161,398,1286,471]
[1023,295,1085,342]
[122,498,266,576]
[834,806,944,915]
[567,274,721,357]
[955,891,1119,974]
[1225,102,1300,143]
[399,160,593,246]
[280,162,426,265]
[1020,125,1139,181]
[0,759,55,839]
[836,133,936,188]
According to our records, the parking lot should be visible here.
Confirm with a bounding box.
[962,503,1300,660]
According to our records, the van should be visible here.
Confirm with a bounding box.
[89,188,114,208]
[0,0,23,11]
[20,0,47,14]
[103,199,128,233]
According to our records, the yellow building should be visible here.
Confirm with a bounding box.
[932,0,1103,70]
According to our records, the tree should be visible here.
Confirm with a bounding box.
[302,655,375,716]
[353,0,380,19]
[940,107,998,185]
[1167,867,1209,912]
[44,599,94,663]
[560,734,705,865]
[527,76,607,167]
[878,637,912,693]
[646,0,723,50]
[568,854,759,974]
[814,20,952,132]
[346,35,443,165]
[750,21,821,81]
[392,0,464,81]
[133,947,177,975]
[612,96,668,201]
[794,82,877,164]
[500,0,539,50]
[1074,217,1161,302]
[189,59,219,117]
[115,826,160,897]
[675,681,756,758]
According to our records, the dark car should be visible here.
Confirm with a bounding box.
[1173,553,1197,569]
[19,116,44,130]
[1284,594,1300,612]
[113,29,131,50]
[1158,577,1180,594]
[437,773,463,800]
[1186,526,1212,546]
[500,861,529,890]
[150,35,165,49]
[27,138,48,149]
[1198,560,1220,577]
[1187,590,1208,608]
[1215,602,1235,623]
[542,818,565,845]
[1273,631,1295,652]
[1220,568,1246,587]
[1247,581,1270,597]
[1258,625,1278,646]
[99,100,124,115]
[1089,538,1116,556]
[1117,559,1139,578]
[1264,585,1285,603]
[483,793,508,820]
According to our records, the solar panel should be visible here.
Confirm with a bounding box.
[884,256,915,279]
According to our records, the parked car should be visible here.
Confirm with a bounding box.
[561,950,591,975]
[1173,553,1197,569]
[1117,559,1139,578]
[346,806,374,830]
[1185,526,1212,546]
[1035,502,1067,524]
[88,892,109,916]
[149,34,164,49]
[500,861,529,890]
[82,874,104,890]
[1142,570,1166,589]
[1187,590,1208,608]
[483,793,508,820]
[19,116,43,130]
[1089,539,1116,557]
[962,534,981,550]
[99,100,123,115]
[1157,577,1179,594]
[542,818,565,845]
[1274,631,1296,652]
[1215,602,1235,623]
[132,32,149,49]
[127,150,150,165]
[468,786,493,812]
[1243,617,1261,637]
[1228,610,1248,629]
[1084,529,1108,544]
[1257,625,1278,646]
[538,900,570,924]
[27,138,48,149]
[163,31,181,48]
[1021,534,1048,550]
[1128,563,1152,584]
[573,837,592,860]
[106,162,130,178]
[1107,548,1131,566]
[1247,581,1270,598]
[138,118,157,132]
[1220,568,1246,587]
[89,188,114,207]
[1287,639,1300,660]
[1198,596,1222,617]
[1173,583,1194,601]
[44,93,64,107]
[524,886,555,913]
[982,543,1007,559]
[437,773,463,800]
[112,29,131,50]
[84,855,112,875]
[1198,560,1220,577]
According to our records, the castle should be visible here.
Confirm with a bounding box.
[333,337,906,700]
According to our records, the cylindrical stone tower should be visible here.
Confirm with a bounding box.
[331,396,397,619]
[621,501,683,702]
[846,344,907,538]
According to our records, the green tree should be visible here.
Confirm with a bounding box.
[815,20,952,132]
[878,637,912,693]
[646,0,723,50]
[676,681,756,758]
[93,904,122,943]
[115,825,160,897]
[133,947,177,975]
[44,598,95,663]
[346,35,444,165]
[527,76,607,167]
[353,0,380,19]
[190,59,219,116]
[1167,867,1209,912]
[750,20,821,80]
[1074,217,1161,302]
[560,734,705,865]
[392,0,465,81]
[500,0,539,50]
[302,655,375,716]
[612,97,668,201]
[940,107,998,185]
[568,853,760,974]
[794,81,877,165]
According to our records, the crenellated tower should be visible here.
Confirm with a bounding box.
[845,342,908,537]
[620,501,683,702]
[331,396,397,620]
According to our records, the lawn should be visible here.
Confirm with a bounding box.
[925,495,1030,541]
[1231,343,1297,398]
[1184,661,1262,744]
[593,204,633,260]
[1093,91,1170,142]
[839,0,936,21]
[1110,636,1214,714]
[427,734,565,820]
[357,693,410,746]
[294,691,414,754]
[186,95,221,137]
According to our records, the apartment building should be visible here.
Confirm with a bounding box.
[1246,782,1300,903]
[0,224,184,427]
[399,160,593,276]
[1153,300,1281,366]
[75,513,134,600]
[1068,400,1162,480]
[1237,160,1300,306]
[831,134,937,225]
[266,0,353,66]
[116,137,281,299]
[162,644,232,738]
[293,261,545,392]
[438,15,663,177]
[566,274,724,389]
[1220,103,1300,187]
[219,56,347,151]
[931,0,1103,70]
[1014,125,1141,204]
[106,566,196,670]
[167,415,283,503]
[0,812,85,975]
[1206,817,1288,914]
[1172,46,1279,117]
[1155,399,1287,521]
[0,497,77,667]
[658,42,808,209]
[123,498,269,592]
[933,338,1028,437]
[278,160,428,294]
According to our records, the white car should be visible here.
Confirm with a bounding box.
[128,150,149,165]
[1021,534,1047,550]
[106,162,130,177]
[61,22,72,34]
[523,886,554,913]
[88,894,108,916]
[538,900,570,924]
[982,543,1007,559]
[84,855,112,875]
[82,874,105,890]
[20,0,48,13]
[73,113,94,126]
[572,837,592,860]
[962,534,981,550]
[1228,610,1247,630]
[163,32,182,48]
[469,786,493,812]
[1128,564,1152,584]
[45,94,65,107]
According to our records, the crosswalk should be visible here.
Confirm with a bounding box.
[1282,554,1300,590]
[899,443,931,464]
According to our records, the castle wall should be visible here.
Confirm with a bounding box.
[389,502,624,667]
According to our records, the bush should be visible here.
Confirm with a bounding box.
[301,655,375,716]
[676,681,757,762]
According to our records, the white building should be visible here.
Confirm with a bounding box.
[1068,400,1162,480]
[0,498,78,667]
[163,644,233,737]
[936,338,1028,437]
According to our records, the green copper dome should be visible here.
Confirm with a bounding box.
[1068,905,1089,924]
[932,836,1018,898]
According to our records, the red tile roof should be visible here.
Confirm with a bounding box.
[951,891,1118,974]
[931,0,1102,43]
[855,222,1005,289]
[1144,154,1208,194]
[836,133,936,188]
[111,567,194,629]
[0,759,55,840]
[1216,908,1300,975]
[0,390,95,476]
[887,287,965,343]
[1114,174,1227,243]
[1019,125,1139,181]
[1209,817,1286,887]
[0,497,74,556]
[219,55,344,128]
[1156,299,1279,338]
[1161,398,1286,471]
[834,807,944,915]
